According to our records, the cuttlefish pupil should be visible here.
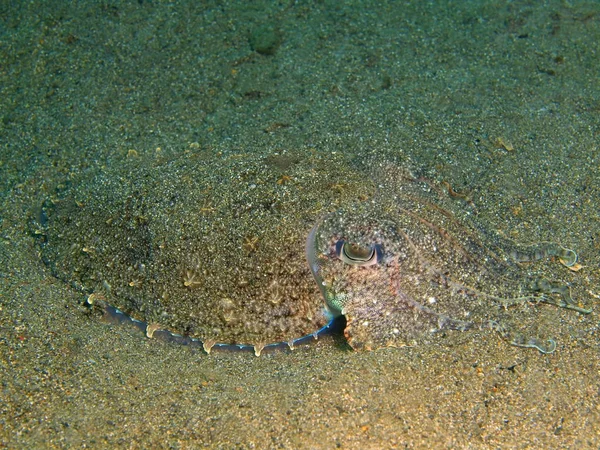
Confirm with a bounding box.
[335,240,384,267]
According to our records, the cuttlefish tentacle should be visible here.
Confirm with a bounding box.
[306,216,344,317]
[404,230,589,353]
[510,242,578,268]
[333,216,591,354]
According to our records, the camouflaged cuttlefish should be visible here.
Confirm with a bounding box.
[36,155,591,356]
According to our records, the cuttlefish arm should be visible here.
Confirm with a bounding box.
[306,218,343,317]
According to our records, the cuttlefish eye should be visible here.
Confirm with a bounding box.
[335,240,383,267]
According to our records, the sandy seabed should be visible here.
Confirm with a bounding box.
[1,1,599,448]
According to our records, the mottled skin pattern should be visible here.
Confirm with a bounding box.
[39,151,377,354]
[312,163,590,353]
[39,155,590,355]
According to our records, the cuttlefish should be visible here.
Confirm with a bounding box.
[37,156,591,355]
[309,164,590,354]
